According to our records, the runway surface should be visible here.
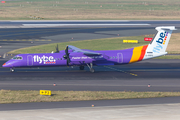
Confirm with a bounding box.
[1,58,180,111]
[1,20,180,27]
[1,20,180,57]
[0,20,180,112]
[0,97,180,111]
[0,59,180,92]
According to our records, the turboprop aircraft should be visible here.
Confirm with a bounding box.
[2,26,176,72]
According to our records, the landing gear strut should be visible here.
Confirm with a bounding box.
[79,66,84,70]
[10,68,14,72]
[87,63,94,73]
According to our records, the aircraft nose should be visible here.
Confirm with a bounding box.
[2,62,8,67]
[2,63,6,67]
[2,62,12,67]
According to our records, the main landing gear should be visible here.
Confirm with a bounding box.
[10,68,14,72]
[86,63,94,73]
[79,66,84,70]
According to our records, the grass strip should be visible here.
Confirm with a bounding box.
[0,90,180,104]
[1,0,180,20]
[8,35,153,54]
[8,33,180,60]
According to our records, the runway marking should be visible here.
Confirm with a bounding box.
[0,70,86,73]
[0,39,51,41]
[0,28,77,34]
[23,24,150,26]
[104,66,138,76]
[0,28,85,37]
[0,82,180,87]
[130,69,180,72]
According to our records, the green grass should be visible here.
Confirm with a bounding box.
[1,0,180,20]
[8,33,180,59]
[0,90,180,104]
[8,35,152,54]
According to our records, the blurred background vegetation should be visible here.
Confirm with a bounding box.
[0,0,180,20]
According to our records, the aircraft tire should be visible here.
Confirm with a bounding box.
[90,68,95,73]
[79,66,84,70]
[10,68,14,72]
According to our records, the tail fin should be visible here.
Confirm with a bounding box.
[144,26,176,59]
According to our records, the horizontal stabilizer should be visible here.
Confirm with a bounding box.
[155,26,176,31]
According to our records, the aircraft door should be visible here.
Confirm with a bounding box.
[117,53,123,63]
[27,55,33,66]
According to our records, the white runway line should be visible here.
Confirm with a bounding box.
[22,24,150,27]
[10,20,130,22]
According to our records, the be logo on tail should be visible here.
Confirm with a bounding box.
[151,26,176,54]
[156,32,168,45]
[153,31,168,53]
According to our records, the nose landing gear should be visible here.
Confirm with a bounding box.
[10,68,14,72]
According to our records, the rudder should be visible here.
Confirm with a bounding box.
[143,26,176,60]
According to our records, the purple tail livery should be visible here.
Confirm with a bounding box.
[2,26,176,72]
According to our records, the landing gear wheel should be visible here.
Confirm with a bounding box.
[90,68,95,73]
[79,66,84,70]
[87,63,95,73]
[10,68,14,72]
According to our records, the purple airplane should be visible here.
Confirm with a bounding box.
[2,26,176,72]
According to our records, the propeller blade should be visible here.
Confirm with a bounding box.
[64,45,70,66]
[65,45,68,55]
[55,44,59,53]
[67,59,69,66]
[67,57,70,63]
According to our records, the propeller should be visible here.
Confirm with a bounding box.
[55,44,59,53]
[63,45,70,66]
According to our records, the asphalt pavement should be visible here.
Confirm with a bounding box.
[0,59,180,92]
[0,20,180,115]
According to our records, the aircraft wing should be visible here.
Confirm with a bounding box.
[68,45,101,55]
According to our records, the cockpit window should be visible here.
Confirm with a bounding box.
[12,56,22,60]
